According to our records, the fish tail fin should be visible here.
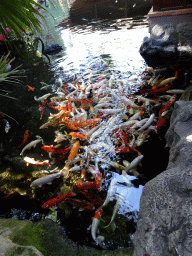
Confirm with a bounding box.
[103,221,112,229]
[96,236,105,242]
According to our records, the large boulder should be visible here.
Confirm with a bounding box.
[134,100,192,256]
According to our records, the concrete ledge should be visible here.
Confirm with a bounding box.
[148,7,192,18]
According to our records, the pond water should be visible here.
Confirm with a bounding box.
[0,3,156,251]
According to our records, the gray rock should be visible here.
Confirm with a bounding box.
[134,100,192,256]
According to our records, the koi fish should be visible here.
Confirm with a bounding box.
[34,93,51,102]
[91,208,105,242]
[153,116,167,132]
[69,132,88,140]
[18,130,29,148]
[27,85,35,91]
[124,155,144,173]
[30,172,63,187]
[158,76,176,87]
[122,170,132,187]
[20,138,42,155]
[159,94,176,116]
[54,131,67,143]
[137,113,155,132]
[71,118,102,128]
[65,198,95,211]
[99,178,117,210]
[4,119,10,133]
[94,161,103,192]
[41,145,71,154]
[76,181,97,190]
[42,190,76,209]
[67,140,80,161]
[24,156,49,166]
[104,189,127,228]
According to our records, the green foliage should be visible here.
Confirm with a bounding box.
[0,52,21,85]
[0,0,44,39]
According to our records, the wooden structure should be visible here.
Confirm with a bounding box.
[67,0,153,20]
[153,0,192,12]
[148,0,192,33]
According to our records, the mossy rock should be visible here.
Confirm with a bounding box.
[0,218,134,256]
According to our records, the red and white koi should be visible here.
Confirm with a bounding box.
[91,208,105,242]
[24,156,49,166]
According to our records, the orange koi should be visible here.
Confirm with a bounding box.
[67,96,72,112]
[80,99,92,110]
[18,130,29,148]
[154,116,167,131]
[23,156,49,166]
[27,85,35,91]
[72,118,102,129]
[38,104,44,119]
[41,145,71,154]
[63,83,68,95]
[76,181,97,190]
[67,140,80,161]
[69,132,88,140]
[175,70,178,79]
[41,190,76,209]
[64,121,78,130]
[65,198,95,211]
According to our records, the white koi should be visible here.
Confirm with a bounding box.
[125,155,144,173]
[20,138,42,155]
[4,119,11,133]
[122,170,132,187]
[99,178,117,209]
[137,113,155,132]
[30,172,63,187]
[34,93,51,102]
[158,76,176,87]
[121,96,139,109]
[104,189,127,228]
[113,120,138,130]
[97,108,123,114]
[166,89,184,94]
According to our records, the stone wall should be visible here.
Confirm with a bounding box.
[134,100,192,256]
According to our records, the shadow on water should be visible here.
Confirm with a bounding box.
[0,10,169,251]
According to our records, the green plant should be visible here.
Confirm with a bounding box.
[0,52,21,85]
[0,0,44,39]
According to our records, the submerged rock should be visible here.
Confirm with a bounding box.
[134,100,192,256]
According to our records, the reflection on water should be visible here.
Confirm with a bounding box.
[59,17,149,74]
